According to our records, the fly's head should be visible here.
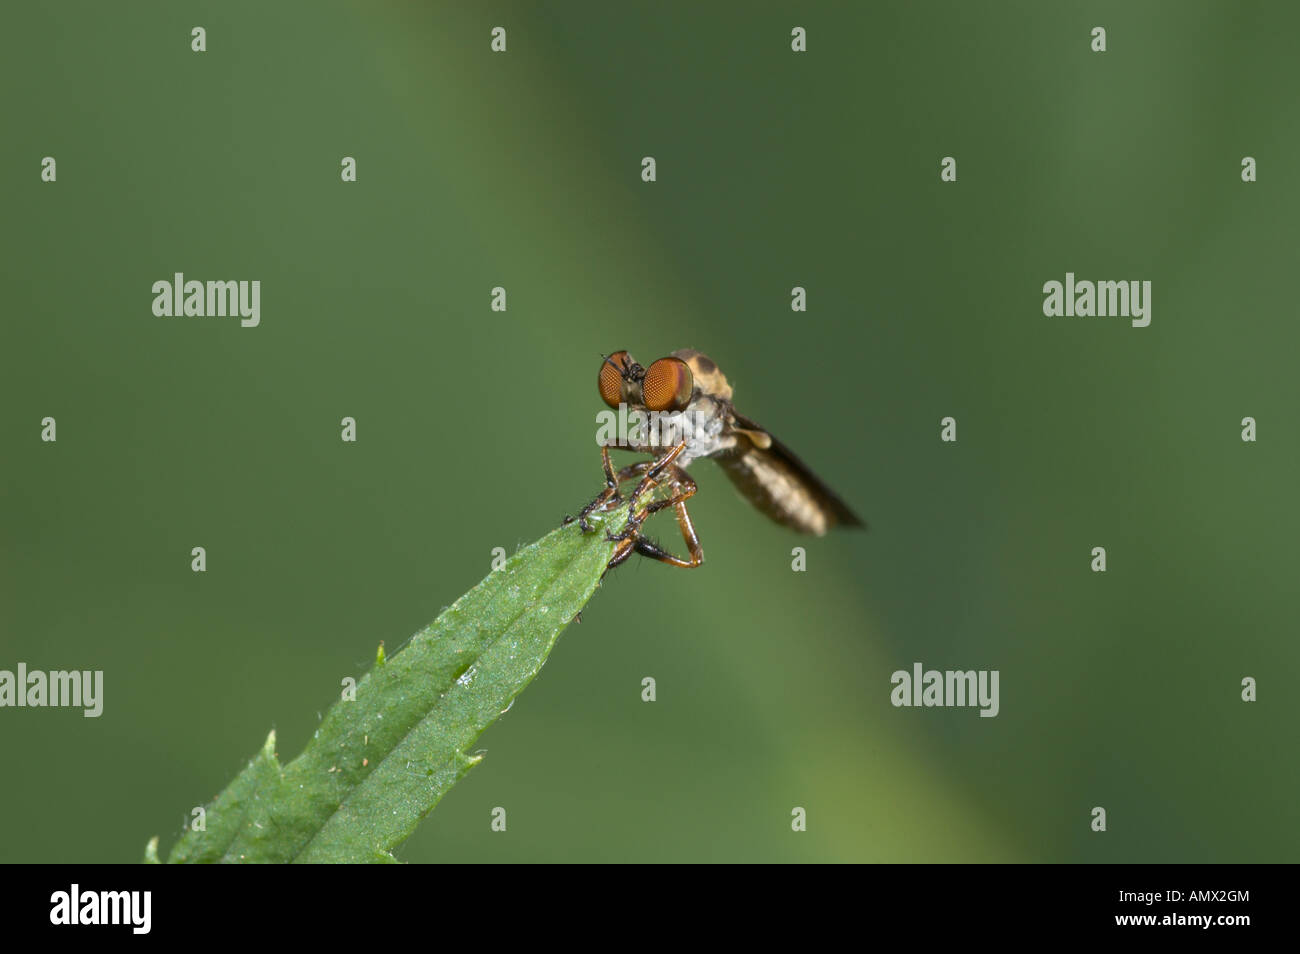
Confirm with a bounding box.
[597,349,738,466]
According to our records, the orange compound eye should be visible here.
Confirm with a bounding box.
[598,351,630,408]
[641,357,694,412]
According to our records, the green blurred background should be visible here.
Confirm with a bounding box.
[2,1,1297,863]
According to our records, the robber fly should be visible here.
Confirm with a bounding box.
[569,349,864,571]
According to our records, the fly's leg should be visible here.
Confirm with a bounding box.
[612,464,695,540]
[604,535,639,572]
[569,446,621,532]
[628,500,703,569]
[614,461,656,483]
[569,445,679,533]
[604,466,703,571]
[622,443,686,519]
[571,443,703,573]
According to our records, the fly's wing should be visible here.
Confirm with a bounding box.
[714,411,866,536]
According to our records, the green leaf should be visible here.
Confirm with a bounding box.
[158,505,623,863]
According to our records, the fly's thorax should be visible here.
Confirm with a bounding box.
[671,349,733,402]
[672,394,735,467]
[623,394,735,466]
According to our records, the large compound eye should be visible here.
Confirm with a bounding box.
[598,351,629,408]
[642,357,694,412]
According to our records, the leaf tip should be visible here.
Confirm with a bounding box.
[376,641,386,666]
[143,836,160,864]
